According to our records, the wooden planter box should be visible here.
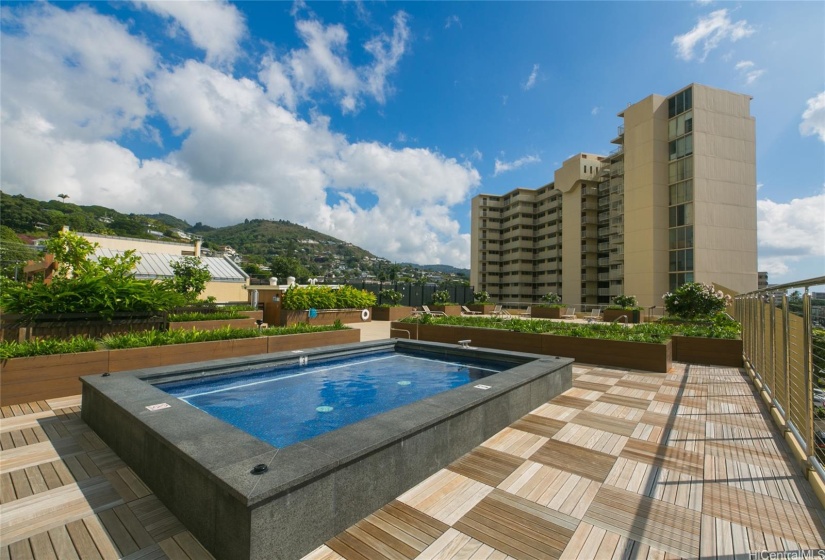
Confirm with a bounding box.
[1,351,109,407]
[281,309,371,326]
[428,305,461,316]
[391,322,671,373]
[371,306,415,321]
[1,330,360,406]
[466,304,496,314]
[602,309,641,323]
[531,307,564,319]
[672,335,743,367]
[169,318,258,331]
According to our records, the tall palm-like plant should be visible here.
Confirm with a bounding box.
[57,193,70,203]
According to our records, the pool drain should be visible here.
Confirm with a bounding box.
[316,405,334,413]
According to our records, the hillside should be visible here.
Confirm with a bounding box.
[0,192,469,284]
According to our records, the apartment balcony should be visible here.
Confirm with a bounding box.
[598,257,610,266]
[581,201,599,211]
[582,185,599,197]
[580,216,599,225]
[581,258,598,267]
[598,226,610,237]
[598,211,609,224]
[598,196,610,209]
[581,272,598,282]
[581,242,599,253]
[598,272,610,281]
[597,242,610,252]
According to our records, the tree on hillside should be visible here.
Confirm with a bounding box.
[0,226,38,279]
[270,256,310,283]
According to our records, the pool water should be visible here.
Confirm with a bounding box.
[157,350,507,448]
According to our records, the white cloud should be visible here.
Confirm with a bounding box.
[471,149,483,162]
[735,60,765,85]
[522,64,539,91]
[800,91,825,142]
[673,9,755,62]
[134,0,246,67]
[0,3,156,141]
[757,191,825,276]
[445,15,461,30]
[285,12,410,112]
[591,106,601,116]
[493,155,541,176]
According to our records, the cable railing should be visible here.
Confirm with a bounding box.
[734,275,825,484]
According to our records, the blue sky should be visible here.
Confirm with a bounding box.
[1,1,823,283]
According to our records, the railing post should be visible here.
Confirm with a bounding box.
[803,289,814,460]
[782,294,791,426]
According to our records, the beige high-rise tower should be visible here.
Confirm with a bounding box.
[470,84,757,309]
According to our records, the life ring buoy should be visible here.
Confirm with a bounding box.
[361,309,370,321]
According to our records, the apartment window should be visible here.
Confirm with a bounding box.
[669,203,694,227]
[668,134,693,161]
[668,87,693,119]
[669,180,693,206]
[668,156,693,183]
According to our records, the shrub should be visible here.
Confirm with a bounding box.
[662,282,731,319]
[281,285,376,310]
[473,291,490,304]
[378,289,403,306]
[540,292,562,307]
[0,336,99,359]
[165,257,211,302]
[611,295,638,309]
[167,310,245,322]
[431,290,452,305]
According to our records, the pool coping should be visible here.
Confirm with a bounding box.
[81,339,573,560]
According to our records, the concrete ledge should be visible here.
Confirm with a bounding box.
[81,340,571,560]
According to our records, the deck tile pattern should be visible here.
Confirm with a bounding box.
[2,361,825,559]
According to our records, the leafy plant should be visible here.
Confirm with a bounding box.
[281,285,376,310]
[662,282,731,319]
[0,336,99,359]
[538,292,563,308]
[473,291,490,304]
[378,289,403,307]
[167,310,245,322]
[431,290,452,305]
[165,257,211,302]
[611,295,638,309]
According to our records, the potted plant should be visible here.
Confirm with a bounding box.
[467,291,494,314]
[532,292,565,319]
[429,290,461,316]
[372,289,413,321]
[603,294,642,323]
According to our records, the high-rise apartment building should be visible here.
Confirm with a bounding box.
[470,84,757,308]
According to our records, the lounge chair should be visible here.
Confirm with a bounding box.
[561,307,577,319]
[421,305,447,317]
[587,308,602,323]
[519,306,532,318]
[461,305,481,316]
[491,305,512,317]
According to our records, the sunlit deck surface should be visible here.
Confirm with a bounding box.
[2,343,825,558]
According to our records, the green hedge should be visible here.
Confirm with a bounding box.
[0,323,349,357]
[281,285,376,310]
[400,314,741,343]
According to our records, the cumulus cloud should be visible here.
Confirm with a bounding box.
[493,155,541,176]
[134,0,246,67]
[673,9,755,62]
[0,3,156,141]
[1,4,479,267]
[757,191,825,275]
[800,91,825,142]
[522,64,539,91]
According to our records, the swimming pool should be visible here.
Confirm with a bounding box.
[81,339,572,560]
[157,349,510,448]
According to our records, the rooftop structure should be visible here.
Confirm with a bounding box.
[471,84,757,308]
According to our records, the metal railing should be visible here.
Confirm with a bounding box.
[735,275,825,482]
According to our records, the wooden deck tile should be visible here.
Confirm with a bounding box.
[703,482,825,549]
[480,428,547,459]
[510,414,567,439]
[453,489,576,560]
[447,447,524,488]
[549,395,594,410]
[529,439,617,483]
[583,486,700,558]
[597,393,651,410]
[569,410,638,437]
[399,470,493,526]
[0,437,84,474]
[498,461,599,520]
[619,438,704,478]
[552,423,627,456]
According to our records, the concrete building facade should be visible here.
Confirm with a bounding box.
[471,84,758,309]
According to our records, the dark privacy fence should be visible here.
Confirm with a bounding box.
[341,281,475,307]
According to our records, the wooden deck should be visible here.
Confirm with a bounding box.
[1,363,824,559]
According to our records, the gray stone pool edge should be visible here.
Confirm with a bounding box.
[81,340,572,560]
